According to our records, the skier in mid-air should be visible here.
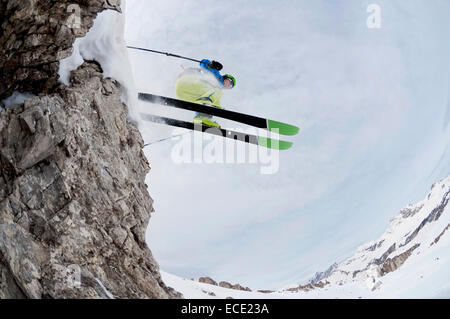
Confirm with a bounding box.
[130,45,298,149]
[175,59,236,127]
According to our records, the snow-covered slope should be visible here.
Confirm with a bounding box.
[162,175,450,298]
[315,175,450,295]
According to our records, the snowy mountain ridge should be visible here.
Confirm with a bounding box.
[315,175,450,291]
[162,174,450,298]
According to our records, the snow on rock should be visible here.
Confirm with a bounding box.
[1,91,35,109]
[94,278,115,299]
[161,271,373,299]
[59,0,140,124]
[161,175,450,298]
[0,0,120,101]
[309,262,338,284]
[161,272,283,299]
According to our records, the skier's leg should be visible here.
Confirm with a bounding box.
[193,102,221,128]
[193,112,220,128]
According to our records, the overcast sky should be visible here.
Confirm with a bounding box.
[125,0,450,289]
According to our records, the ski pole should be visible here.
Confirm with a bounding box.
[127,46,202,63]
[144,132,192,147]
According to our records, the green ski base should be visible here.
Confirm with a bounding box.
[267,120,300,136]
[258,137,293,150]
[140,113,293,150]
[138,93,300,137]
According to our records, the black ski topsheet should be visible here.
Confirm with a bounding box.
[138,93,299,136]
[140,113,293,150]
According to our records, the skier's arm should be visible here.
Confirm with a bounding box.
[200,59,211,69]
[200,59,223,71]
[200,59,224,84]
[200,59,223,85]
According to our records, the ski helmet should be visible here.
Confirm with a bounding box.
[223,74,236,88]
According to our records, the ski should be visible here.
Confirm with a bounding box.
[138,93,299,136]
[140,113,293,150]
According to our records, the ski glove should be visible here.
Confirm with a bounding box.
[208,60,223,71]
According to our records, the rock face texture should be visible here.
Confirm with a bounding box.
[0,0,181,299]
[0,0,121,101]
[0,62,179,299]
[198,277,218,286]
[198,277,252,292]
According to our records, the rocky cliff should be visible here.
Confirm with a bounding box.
[0,0,180,299]
[0,0,121,100]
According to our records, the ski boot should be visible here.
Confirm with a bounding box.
[193,115,221,128]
